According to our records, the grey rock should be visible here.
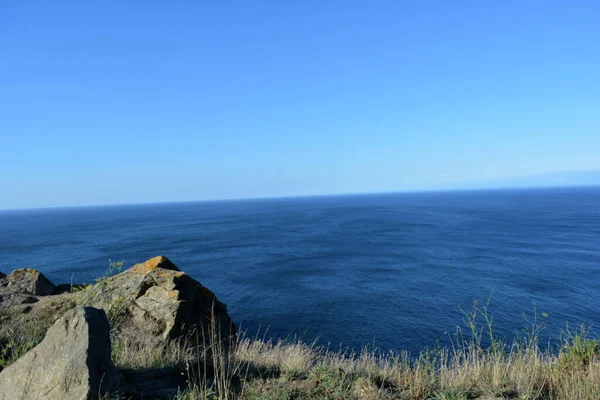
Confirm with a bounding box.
[0,293,38,309]
[0,268,56,296]
[79,255,235,343]
[0,306,120,400]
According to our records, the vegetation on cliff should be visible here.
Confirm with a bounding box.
[1,259,598,399]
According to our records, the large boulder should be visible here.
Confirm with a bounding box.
[0,306,120,400]
[0,268,56,296]
[79,256,235,343]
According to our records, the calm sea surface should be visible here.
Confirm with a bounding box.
[1,187,599,353]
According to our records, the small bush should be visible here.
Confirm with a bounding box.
[557,324,599,371]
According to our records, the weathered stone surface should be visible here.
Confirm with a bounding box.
[0,268,56,296]
[79,256,235,343]
[0,306,120,400]
[0,293,38,309]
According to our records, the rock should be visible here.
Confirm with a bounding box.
[0,268,56,296]
[0,272,4,279]
[0,306,120,400]
[0,293,38,309]
[79,256,235,343]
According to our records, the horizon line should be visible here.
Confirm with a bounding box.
[2,183,599,213]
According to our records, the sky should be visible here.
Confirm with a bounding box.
[1,1,599,209]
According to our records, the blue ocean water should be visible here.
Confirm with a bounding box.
[1,187,599,354]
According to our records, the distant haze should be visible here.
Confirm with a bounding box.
[1,171,600,211]
[448,170,600,191]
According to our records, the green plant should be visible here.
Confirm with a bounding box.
[458,294,506,356]
[76,259,125,306]
[96,259,125,285]
[430,386,469,400]
[558,324,599,370]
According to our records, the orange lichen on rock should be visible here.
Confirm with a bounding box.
[130,256,180,275]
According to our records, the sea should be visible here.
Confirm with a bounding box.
[1,186,599,354]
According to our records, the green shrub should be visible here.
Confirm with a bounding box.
[558,324,599,370]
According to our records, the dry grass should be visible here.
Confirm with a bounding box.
[2,295,598,400]
[111,335,194,371]
[235,337,315,375]
[0,294,76,371]
[172,335,600,399]
[174,302,600,400]
[0,308,50,370]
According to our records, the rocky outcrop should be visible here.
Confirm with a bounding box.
[0,272,4,279]
[0,256,236,398]
[0,306,120,400]
[0,268,56,296]
[79,256,235,343]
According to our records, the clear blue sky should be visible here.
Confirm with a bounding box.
[2,1,599,209]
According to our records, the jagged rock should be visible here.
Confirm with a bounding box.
[0,268,56,296]
[0,293,38,309]
[0,272,4,279]
[79,256,235,343]
[0,306,120,400]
